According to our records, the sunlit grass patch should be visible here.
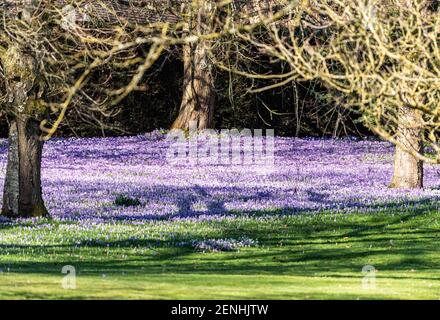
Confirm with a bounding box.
[1,206,440,299]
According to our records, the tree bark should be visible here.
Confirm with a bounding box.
[389,106,424,189]
[171,2,215,131]
[2,116,48,218]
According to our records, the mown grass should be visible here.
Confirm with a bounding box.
[1,206,440,299]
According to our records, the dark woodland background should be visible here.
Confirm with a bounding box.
[0,52,371,139]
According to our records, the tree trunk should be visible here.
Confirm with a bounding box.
[2,116,48,218]
[172,42,215,131]
[171,2,215,131]
[389,106,424,189]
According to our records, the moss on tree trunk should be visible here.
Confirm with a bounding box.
[2,117,48,218]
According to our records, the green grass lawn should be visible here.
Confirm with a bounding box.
[1,207,440,299]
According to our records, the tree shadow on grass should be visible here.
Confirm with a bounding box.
[1,205,439,281]
[1,245,439,282]
[41,181,440,223]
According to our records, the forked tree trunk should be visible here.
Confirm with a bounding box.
[171,2,215,131]
[2,116,48,218]
[389,106,424,189]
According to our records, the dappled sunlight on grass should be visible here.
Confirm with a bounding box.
[1,208,440,299]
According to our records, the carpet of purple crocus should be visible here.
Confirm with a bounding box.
[1,132,439,224]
